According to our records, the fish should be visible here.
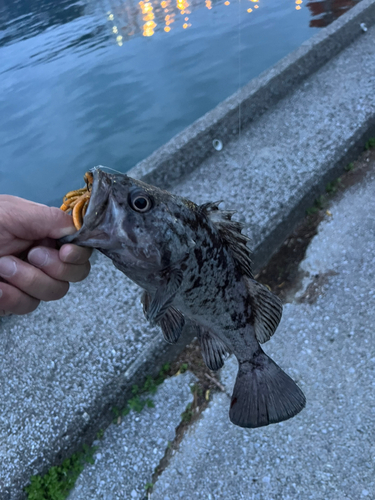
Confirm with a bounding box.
[61,167,306,428]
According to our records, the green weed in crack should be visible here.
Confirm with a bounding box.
[181,402,193,423]
[326,177,342,195]
[144,482,154,493]
[25,445,96,500]
[112,363,170,422]
[179,363,188,374]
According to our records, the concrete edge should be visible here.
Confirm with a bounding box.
[251,116,375,272]
[128,0,375,189]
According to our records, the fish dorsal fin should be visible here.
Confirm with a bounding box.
[196,324,229,371]
[141,291,185,344]
[245,277,283,343]
[199,201,253,279]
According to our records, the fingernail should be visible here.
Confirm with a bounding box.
[58,225,78,237]
[60,245,80,263]
[28,248,49,267]
[0,257,17,277]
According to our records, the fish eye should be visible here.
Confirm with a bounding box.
[129,191,153,213]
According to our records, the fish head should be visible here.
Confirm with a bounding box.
[61,168,197,273]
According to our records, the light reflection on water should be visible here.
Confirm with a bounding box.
[0,0,360,205]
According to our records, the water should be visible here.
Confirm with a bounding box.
[0,0,360,205]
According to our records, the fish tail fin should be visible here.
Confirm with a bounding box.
[229,349,306,428]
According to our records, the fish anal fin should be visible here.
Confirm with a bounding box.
[245,277,283,343]
[229,348,306,428]
[196,325,229,371]
[142,291,185,344]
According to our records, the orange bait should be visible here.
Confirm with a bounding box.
[60,172,93,230]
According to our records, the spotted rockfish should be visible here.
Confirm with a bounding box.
[62,168,306,428]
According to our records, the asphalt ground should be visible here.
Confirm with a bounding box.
[1,3,375,498]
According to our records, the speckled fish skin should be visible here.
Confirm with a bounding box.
[62,168,306,428]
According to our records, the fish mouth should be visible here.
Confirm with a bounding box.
[59,167,114,249]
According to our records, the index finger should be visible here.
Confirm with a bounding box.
[0,196,77,241]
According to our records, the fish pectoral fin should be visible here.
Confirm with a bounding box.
[229,348,306,428]
[142,290,185,344]
[196,325,229,371]
[159,307,185,344]
[200,201,253,279]
[146,269,183,325]
[245,277,283,343]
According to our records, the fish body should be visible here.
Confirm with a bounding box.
[63,168,305,428]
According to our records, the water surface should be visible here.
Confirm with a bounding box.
[0,0,360,204]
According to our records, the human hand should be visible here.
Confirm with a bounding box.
[0,195,92,316]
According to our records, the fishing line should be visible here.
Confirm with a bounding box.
[90,165,124,175]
